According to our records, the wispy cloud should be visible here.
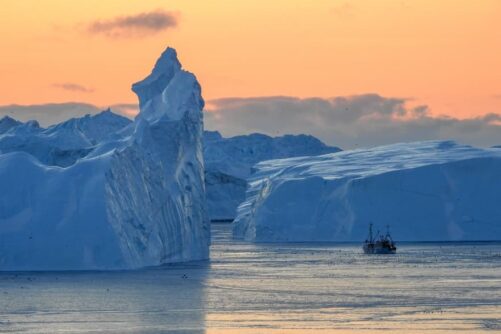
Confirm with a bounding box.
[205,95,501,149]
[88,10,178,38]
[52,83,93,93]
[110,103,139,117]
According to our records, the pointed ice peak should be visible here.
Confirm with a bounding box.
[0,115,22,134]
[0,115,18,123]
[90,108,129,122]
[51,109,128,129]
[153,47,181,73]
[131,47,182,108]
[24,120,40,128]
[100,107,113,115]
[5,119,41,136]
[43,109,131,144]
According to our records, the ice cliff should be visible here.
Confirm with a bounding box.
[233,141,501,242]
[204,131,341,221]
[0,47,209,270]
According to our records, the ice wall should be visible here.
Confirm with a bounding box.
[234,141,501,242]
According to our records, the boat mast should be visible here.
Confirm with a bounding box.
[386,224,393,242]
[369,223,373,243]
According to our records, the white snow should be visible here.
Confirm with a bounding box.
[0,47,209,270]
[203,131,340,221]
[233,140,501,242]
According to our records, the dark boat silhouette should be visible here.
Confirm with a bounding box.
[363,223,397,254]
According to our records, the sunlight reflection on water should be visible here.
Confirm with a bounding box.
[0,223,500,333]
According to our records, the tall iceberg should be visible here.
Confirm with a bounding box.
[234,141,501,242]
[0,47,209,270]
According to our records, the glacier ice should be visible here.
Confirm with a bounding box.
[203,131,340,221]
[233,141,501,242]
[0,47,209,270]
[0,109,131,167]
[0,116,22,134]
[2,108,341,226]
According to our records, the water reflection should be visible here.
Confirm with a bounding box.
[0,224,500,333]
[0,263,209,333]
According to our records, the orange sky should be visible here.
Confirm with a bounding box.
[0,0,500,118]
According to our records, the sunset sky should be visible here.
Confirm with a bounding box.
[1,0,500,147]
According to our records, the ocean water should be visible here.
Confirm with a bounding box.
[0,223,500,333]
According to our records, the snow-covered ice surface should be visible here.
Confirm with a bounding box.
[234,141,501,242]
[0,110,130,167]
[204,131,340,221]
[0,223,499,333]
[0,47,209,270]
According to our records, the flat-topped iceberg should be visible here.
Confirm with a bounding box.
[234,141,501,242]
[0,47,209,270]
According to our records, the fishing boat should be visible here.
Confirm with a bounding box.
[363,223,397,254]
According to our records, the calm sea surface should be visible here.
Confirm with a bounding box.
[0,223,500,333]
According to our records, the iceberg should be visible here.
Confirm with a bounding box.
[204,131,340,221]
[2,108,341,225]
[234,141,501,242]
[0,47,209,270]
[0,116,22,134]
[0,110,131,167]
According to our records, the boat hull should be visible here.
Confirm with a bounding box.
[363,244,397,254]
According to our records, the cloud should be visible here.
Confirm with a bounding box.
[52,83,93,93]
[109,103,139,117]
[2,97,499,149]
[88,10,178,38]
[0,103,133,127]
[205,95,501,149]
